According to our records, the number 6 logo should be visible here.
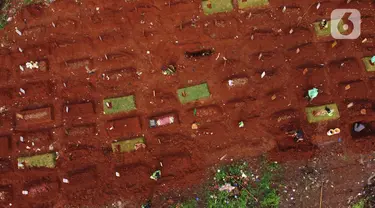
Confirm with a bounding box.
[331,9,361,40]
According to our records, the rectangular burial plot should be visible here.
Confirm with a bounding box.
[162,153,197,177]
[0,112,13,132]
[350,121,375,140]
[313,19,345,38]
[362,56,375,72]
[177,83,211,104]
[0,88,12,106]
[103,95,136,115]
[18,60,49,78]
[115,163,151,189]
[0,158,13,173]
[17,81,53,101]
[64,165,97,188]
[65,124,96,138]
[17,152,57,169]
[64,58,93,74]
[187,105,223,123]
[201,0,233,15]
[98,68,138,92]
[105,117,141,138]
[0,185,13,206]
[0,136,11,157]
[238,0,269,9]
[149,112,178,128]
[305,103,340,123]
[64,102,95,123]
[24,178,59,199]
[16,107,53,127]
[111,137,145,153]
[0,68,12,86]
[328,58,362,82]
[338,80,368,99]
[61,79,95,99]
[343,99,374,118]
[16,130,53,154]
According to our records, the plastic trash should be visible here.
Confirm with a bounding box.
[327,128,340,136]
[219,183,236,192]
[371,56,375,64]
[308,88,319,100]
[150,170,161,181]
[354,123,365,132]
[238,121,244,128]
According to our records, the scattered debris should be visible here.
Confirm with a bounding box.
[347,102,354,108]
[19,88,26,95]
[296,48,300,53]
[192,123,198,130]
[150,170,161,181]
[162,65,176,75]
[219,183,236,192]
[303,68,308,75]
[115,172,120,177]
[286,130,304,142]
[26,61,39,69]
[316,2,321,9]
[282,6,286,13]
[307,88,319,101]
[261,71,266,78]
[331,41,337,48]
[345,84,351,90]
[22,190,28,195]
[362,38,368,43]
[134,143,146,150]
[62,178,69,183]
[327,128,340,136]
[220,154,227,161]
[185,48,214,58]
[271,94,277,100]
[354,122,366,132]
[193,108,197,116]
[289,28,293,34]
[371,56,375,64]
[238,121,244,128]
[15,27,22,36]
[20,136,24,142]
[361,109,367,115]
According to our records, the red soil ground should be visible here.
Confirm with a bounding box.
[0,0,375,207]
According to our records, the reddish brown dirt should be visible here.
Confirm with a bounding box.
[0,0,375,207]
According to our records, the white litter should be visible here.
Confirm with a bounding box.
[22,190,28,195]
[105,102,111,108]
[316,2,321,9]
[362,38,367,43]
[289,28,294,34]
[282,6,286,13]
[296,48,300,53]
[261,71,266,78]
[18,48,23,53]
[20,136,24,142]
[19,65,24,71]
[15,27,22,36]
[20,88,26,94]
[62,178,69,183]
[26,61,39,69]
[219,183,236,192]
[115,172,120,177]
[146,51,150,54]
[52,22,56,27]
[65,106,69,113]
[347,102,354,108]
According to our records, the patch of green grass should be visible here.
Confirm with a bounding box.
[305,103,340,123]
[207,160,280,208]
[0,14,7,29]
[352,199,365,208]
[313,19,345,37]
[201,0,233,15]
[111,137,144,153]
[103,95,136,115]
[171,199,197,208]
[362,56,375,72]
[177,83,211,104]
[17,152,57,169]
[238,0,269,9]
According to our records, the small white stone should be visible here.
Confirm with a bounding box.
[63,178,69,183]
[22,190,28,195]
[316,2,321,9]
[20,88,26,94]
[146,51,150,54]
[261,71,266,78]
[65,106,69,113]
[289,28,294,34]
[20,136,24,142]
[18,48,23,53]
[115,172,120,177]
[15,27,22,36]
[96,7,100,11]
[19,65,24,71]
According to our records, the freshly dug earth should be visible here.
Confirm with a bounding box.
[0,0,375,207]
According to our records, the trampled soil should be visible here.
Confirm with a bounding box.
[0,0,375,207]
